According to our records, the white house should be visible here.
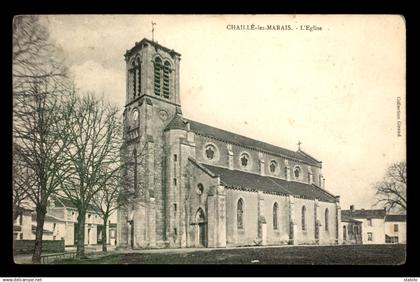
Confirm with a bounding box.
[13,196,117,247]
[341,206,386,245]
[385,214,406,244]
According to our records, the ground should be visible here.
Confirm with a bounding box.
[53,244,406,265]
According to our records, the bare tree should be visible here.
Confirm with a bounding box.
[13,15,73,264]
[91,170,121,252]
[12,143,34,220]
[374,161,407,213]
[60,93,122,258]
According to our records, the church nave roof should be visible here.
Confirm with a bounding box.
[201,164,338,203]
[165,116,322,167]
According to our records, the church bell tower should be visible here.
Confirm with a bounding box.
[118,38,182,249]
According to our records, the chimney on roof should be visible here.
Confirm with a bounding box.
[350,205,355,211]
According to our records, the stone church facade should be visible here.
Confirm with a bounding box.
[117,38,341,249]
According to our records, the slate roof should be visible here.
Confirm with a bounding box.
[52,197,100,213]
[31,213,70,223]
[201,164,338,203]
[165,117,321,167]
[44,214,66,223]
[385,214,406,222]
[341,209,386,219]
[341,215,363,223]
[31,225,53,235]
[164,114,188,131]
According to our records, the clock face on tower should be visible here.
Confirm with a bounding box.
[131,108,139,126]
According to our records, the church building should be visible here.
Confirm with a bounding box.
[117,38,341,249]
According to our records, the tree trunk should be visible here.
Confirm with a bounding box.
[32,207,46,264]
[76,210,86,259]
[13,205,20,221]
[102,216,109,252]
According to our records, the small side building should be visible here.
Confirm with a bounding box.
[47,197,103,246]
[14,197,113,247]
[385,214,406,244]
[341,206,386,245]
[13,207,34,240]
[13,207,67,242]
[340,215,362,244]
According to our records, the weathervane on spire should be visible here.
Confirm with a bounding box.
[151,21,156,42]
[297,141,302,151]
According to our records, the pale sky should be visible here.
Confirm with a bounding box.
[40,15,406,210]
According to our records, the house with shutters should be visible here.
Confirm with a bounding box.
[341,206,387,244]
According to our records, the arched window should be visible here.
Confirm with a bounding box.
[163,61,171,98]
[197,183,204,195]
[153,57,171,99]
[131,61,137,98]
[196,208,205,223]
[325,208,329,231]
[270,161,277,173]
[273,202,279,230]
[301,206,306,231]
[343,225,347,241]
[136,57,141,96]
[294,166,301,179]
[154,57,162,96]
[237,199,244,229]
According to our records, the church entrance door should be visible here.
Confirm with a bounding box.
[195,208,207,247]
[198,223,206,247]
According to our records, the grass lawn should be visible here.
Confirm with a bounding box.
[55,244,406,265]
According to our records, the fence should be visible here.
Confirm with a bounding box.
[13,239,65,254]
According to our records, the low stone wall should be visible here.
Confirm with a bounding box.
[13,240,65,254]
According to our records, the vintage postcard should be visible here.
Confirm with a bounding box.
[12,14,406,265]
